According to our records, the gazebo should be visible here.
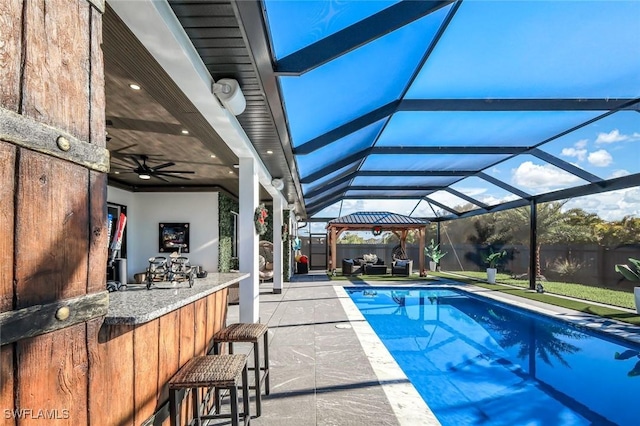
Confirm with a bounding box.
[326,212,430,274]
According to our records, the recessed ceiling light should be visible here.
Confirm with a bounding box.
[138,173,151,180]
[228,170,234,174]
[129,83,141,90]
[210,154,216,158]
[114,171,119,174]
[233,164,239,168]
[266,150,273,154]
[181,129,189,135]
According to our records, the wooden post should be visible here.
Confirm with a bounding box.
[330,226,337,272]
[1,1,107,424]
[418,227,426,274]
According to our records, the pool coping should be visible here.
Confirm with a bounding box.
[334,285,442,426]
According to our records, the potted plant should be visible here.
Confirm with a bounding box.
[424,239,447,271]
[614,257,640,313]
[484,248,507,284]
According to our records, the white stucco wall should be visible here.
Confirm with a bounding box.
[107,187,219,282]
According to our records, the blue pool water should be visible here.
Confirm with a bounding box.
[347,287,640,426]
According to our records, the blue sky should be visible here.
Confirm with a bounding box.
[264,1,640,223]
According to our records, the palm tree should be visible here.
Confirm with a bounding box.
[489,201,577,279]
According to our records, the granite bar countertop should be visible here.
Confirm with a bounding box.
[105,272,249,325]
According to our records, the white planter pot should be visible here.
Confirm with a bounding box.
[634,287,640,314]
[487,268,497,284]
[429,261,437,271]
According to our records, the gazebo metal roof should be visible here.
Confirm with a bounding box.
[328,211,429,227]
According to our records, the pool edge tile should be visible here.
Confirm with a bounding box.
[334,285,442,426]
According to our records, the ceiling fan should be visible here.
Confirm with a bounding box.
[113,155,195,182]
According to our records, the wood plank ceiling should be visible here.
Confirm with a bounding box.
[103,2,301,208]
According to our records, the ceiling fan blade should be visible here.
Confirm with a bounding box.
[151,162,176,171]
[151,174,170,182]
[155,170,195,174]
[109,143,137,154]
[130,155,144,169]
[154,172,191,180]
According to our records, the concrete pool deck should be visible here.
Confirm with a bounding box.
[224,271,640,425]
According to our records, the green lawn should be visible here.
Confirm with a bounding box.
[445,270,636,310]
[328,269,640,326]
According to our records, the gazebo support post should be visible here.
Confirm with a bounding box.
[418,227,425,274]
[330,226,337,273]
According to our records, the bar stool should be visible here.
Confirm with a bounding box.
[212,323,270,417]
[168,354,250,426]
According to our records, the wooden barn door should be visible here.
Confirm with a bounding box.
[0,1,109,424]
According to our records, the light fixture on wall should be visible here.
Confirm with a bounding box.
[271,178,284,191]
[212,78,246,116]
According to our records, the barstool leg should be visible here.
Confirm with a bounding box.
[192,388,201,426]
[263,331,270,395]
[242,363,250,425]
[253,341,262,417]
[215,387,221,415]
[169,388,180,426]
[230,386,239,426]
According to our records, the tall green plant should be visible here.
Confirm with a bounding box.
[283,210,290,282]
[615,257,640,282]
[489,201,578,278]
[424,239,447,263]
[218,193,238,272]
[484,248,507,269]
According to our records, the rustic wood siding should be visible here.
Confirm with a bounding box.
[88,172,108,294]
[157,310,180,426]
[88,322,135,425]
[89,6,105,147]
[0,144,15,313]
[0,0,22,112]
[17,324,89,425]
[22,0,91,139]
[2,1,102,425]
[15,150,90,307]
[133,320,159,425]
[0,346,14,426]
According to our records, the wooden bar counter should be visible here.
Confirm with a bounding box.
[92,272,248,426]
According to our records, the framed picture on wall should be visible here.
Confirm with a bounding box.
[159,223,190,253]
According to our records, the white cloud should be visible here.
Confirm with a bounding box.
[587,149,613,167]
[561,146,587,161]
[595,129,640,144]
[455,187,487,198]
[563,188,640,221]
[479,194,520,205]
[511,161,581,191]
[609,169,630,179]
[623,188,640,204]
[574,139,588,149]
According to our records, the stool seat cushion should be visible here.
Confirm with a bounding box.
[169,354,247,388]
[214,323,268,342]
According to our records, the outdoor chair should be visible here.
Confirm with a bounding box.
[342,258,362,275]
[392,259,413,276]
[258,240,274,282]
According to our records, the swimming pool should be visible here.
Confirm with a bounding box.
[347,287,640,426]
